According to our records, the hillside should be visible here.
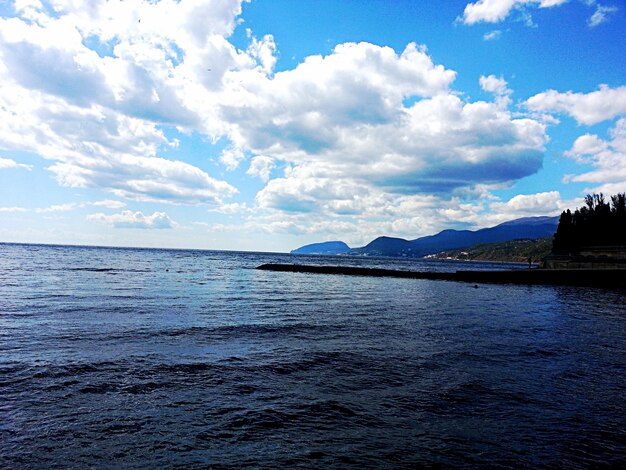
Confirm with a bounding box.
[347,216,558,258]
[290,241,351,255]
[426,237,553,263]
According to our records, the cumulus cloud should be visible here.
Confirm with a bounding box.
[588,4,618,27]
[48,154,237,204]
[461,0,568,25]
[0,1,552,232]
[526,85,626,125]
[247,88,546,212]
[87,210,176,229]
[564,118,626,194]
[0,156,32,171]
[219,43,546,217]
[489,191,564,215]
[0,85,237,203]
[223,42,456,145]
[256,174,375,214]
[0,0,249,205]
[565,134,607,161]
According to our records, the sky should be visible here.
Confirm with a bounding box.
[0,0,625,252]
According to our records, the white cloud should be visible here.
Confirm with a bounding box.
[246,31,277,74]
[48,154,238,204]
[564,133,607,161]
[588,4,618,27]
[0,203,76,214]
[246,89,546,214]
[564,118,626,193]
[483,30,502,40]
[217,41,546,218]
[219,147,245,171]
[256,174,374,214]
[92,199,127,209]
[0,84,237,203]
[246,155,275,182]
[0,0,555,238]
[421,190,571,230]
[526,85,626,125]
[0,0,251,205]
[0,156,33,171]
[462,0,568,25]
[480,75,510,95]
[223,42,456,141]
[35,203,77,213]
[0,206,29,213]
[490,191,564,215]
[480,74,512,108]
[87,210,176,229]
[0,200,126,214]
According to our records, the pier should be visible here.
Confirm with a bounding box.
[257,263,626,288]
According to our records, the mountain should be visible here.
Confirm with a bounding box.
[351,236,415,257]
[348,216,559,258]
[290,241,351,255]
[426,237,553,263]
[496,216,558,227]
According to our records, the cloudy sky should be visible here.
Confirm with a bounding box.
[0,0,624,251]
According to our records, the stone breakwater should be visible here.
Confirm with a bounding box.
[257,263,626,288]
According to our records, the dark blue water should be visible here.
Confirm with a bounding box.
[1,243,625,468]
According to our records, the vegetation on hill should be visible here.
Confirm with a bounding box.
[552,193,626,254]
[427,237,553,264]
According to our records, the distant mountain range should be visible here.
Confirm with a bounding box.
[290,216,559,258]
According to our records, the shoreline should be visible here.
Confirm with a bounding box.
[423,255,538,266]
[257,263,626,288]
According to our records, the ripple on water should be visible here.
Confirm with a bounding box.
[1,244,625,467]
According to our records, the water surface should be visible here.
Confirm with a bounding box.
[1,243,624,467]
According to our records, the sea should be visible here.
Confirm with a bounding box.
[1,242,625,468]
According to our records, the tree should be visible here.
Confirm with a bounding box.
[552,209,573,254]
[551,193,626,254]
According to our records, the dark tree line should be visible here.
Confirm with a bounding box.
[552,193,626,255]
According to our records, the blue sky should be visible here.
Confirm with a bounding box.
[0,0,625,251]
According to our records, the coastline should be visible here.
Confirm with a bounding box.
[423,255,538,266]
